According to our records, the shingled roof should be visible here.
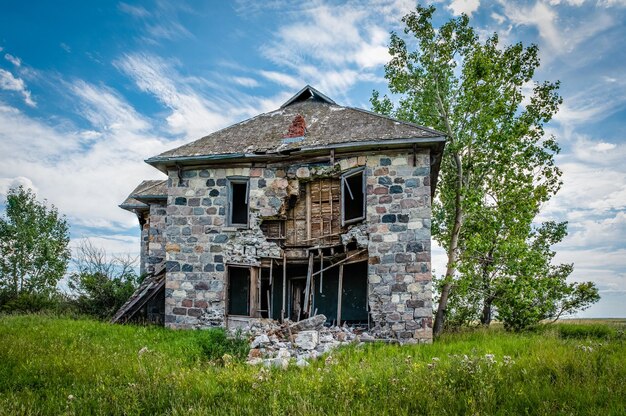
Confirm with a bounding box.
[119,179,167,212]
[146,85,445,170]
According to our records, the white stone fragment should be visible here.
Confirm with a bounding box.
[295,330,319,350]
[251,334,271,349]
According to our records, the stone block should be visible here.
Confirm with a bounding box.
[295,330,319,350]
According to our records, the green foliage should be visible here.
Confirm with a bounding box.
[67,240,141,319]
[0,315,624,415]
[0,186,70,303]
[371,5,599,333]
[69,271,139,319]
[193,328,249,363]
[552,322,620,340]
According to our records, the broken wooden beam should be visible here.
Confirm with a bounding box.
[311,249,367,277]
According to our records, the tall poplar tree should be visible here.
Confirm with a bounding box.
[371,5,597,334]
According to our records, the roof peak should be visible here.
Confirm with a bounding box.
[280,85,336,108]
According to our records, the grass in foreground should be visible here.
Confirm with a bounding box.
[0,315,624,415]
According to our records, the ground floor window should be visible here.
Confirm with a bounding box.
[227,266,251,316]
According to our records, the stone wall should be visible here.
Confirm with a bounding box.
[162,151,433,341]
[365,152,433,342]
[146,202,167,275]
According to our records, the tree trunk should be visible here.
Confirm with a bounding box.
[433,172,463,337]
[480,297,493,326]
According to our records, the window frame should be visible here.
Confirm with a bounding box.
[227,176,250,228]
[341,167,366,226]
[225,265,260,318]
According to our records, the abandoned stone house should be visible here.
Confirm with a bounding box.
[113,85,445,342]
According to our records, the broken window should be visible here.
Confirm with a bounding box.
[341,168,365,225]
[227,266,251,316]
[228,178,249,227]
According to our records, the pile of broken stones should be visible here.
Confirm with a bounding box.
[236,314,378,368]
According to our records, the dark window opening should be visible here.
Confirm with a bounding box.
[342,169,365,225]
[228,267,250,316]
[229,179,249,226]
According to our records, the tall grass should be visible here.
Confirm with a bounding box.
[0,315,624,415]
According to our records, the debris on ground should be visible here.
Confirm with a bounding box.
[232,315,385,368]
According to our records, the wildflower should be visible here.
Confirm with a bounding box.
[485,354,496,363]
[67,395,75,401]
[138,346,149,356]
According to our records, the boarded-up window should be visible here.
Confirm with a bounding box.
[228,267,250,316]
[342,168,365,225]
[310,178,341,240]
[228,178,249,227]
[260,220,285,241]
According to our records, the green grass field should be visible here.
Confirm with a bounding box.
[0,315,624,415]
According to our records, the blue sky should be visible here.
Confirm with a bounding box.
[0,0,624,317]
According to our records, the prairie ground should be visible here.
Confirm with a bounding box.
[0,314,624,415]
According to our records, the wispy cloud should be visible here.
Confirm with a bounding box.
[0,68,36,107]
[118,0,194,43]
[499,1,615,59]
[4,53,21,67]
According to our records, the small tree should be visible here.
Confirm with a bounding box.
[68,239,141,319]
[0,186,70,299]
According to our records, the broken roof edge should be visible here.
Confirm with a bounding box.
[280,84,336,108]
[145,136,446,167]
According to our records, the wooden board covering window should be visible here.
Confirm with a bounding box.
[285,179,342,247]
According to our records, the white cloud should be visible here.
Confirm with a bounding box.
[0,176,37,199]
[0,83,176,231]
[257,1,402,97]
[259,70,302,89]
[500,1,615,58]
[118,2,150,18]
[4,53,21,67]
[447,0,481,16]
[60,43,71,53]
[115,53,231,139]
[70,80,150,132]
[0,68,36,107]
[231,76,260,88]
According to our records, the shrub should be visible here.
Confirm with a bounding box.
[193,328,249,363]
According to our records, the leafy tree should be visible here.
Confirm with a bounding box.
[68,239,141,319]
[371,6,598,334]
[0,186,70,299]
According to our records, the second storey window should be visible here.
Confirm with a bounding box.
[342,167,365,225]
[228,177,249,227]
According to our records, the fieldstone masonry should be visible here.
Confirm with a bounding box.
[161,151,433,342]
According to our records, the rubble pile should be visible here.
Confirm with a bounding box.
[234,315,378,368]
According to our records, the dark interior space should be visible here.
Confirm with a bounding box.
[343,171,364,222]
[230,181,248,225]
[228,267,250,316]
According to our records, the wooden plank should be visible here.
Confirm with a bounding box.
[319,251,324,294]
[303,252,314,315]
[306,182,311,240]
[267,290,271,319]
[250,267,259,317]
[282,252,287,323]
[337,263,344,326]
